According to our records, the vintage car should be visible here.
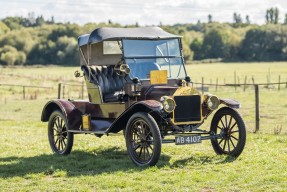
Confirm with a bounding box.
[41,27,246,166]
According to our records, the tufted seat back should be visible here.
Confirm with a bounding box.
[82,65,126,102]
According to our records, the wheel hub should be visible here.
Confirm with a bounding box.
[221,128,230,139]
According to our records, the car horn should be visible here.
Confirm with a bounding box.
[114,63,131,76]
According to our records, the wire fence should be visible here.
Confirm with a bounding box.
[0,81,86,101]
[1,81,287,134]
[0,83,53,100]
[192,81,287,134]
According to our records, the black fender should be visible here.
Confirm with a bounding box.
[41,99,83,130]
[220,98,240,109]
[106,100,163,133]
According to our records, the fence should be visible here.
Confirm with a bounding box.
[1,80,286,134]
[193,80,287,134]
[0,83,53,100]
[57,82,85,99]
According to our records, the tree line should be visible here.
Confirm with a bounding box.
[0,8,287,66]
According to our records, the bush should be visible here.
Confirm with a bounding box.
[0,45,26,65]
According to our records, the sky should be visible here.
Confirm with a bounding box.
[0,0,286,26]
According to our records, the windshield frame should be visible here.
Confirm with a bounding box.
[121,38,187,80]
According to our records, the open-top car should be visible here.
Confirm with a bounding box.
[41,27,246,166]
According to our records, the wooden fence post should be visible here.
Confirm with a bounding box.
[58,83,61,99]
[244,76,247,92]
[234,71,237,91]
[255,84,260,133]
[278,75,281,91]
[201,77,204,94]
[62,85,65,99]
[23,86,25,100]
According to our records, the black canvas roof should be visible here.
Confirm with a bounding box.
[78,27,180,47]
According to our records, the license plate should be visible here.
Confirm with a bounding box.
[175,135,201,145]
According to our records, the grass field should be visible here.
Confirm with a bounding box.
[0,62,287,191]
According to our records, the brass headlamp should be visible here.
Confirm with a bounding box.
[160,96,176,113]
[205,94,220,111]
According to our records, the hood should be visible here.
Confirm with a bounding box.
[139,85,178,101]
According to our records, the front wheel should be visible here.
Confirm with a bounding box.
[210,107,246,157]
[125,112,162,166]
[48,110,74,155]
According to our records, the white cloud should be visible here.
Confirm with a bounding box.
[0,0,286,25]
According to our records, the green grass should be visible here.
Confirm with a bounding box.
[186,61,287,84]
[0,62,287,191]
[0,106,287,191]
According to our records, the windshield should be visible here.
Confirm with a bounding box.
[122,39,186,80]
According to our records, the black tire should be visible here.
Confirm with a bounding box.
[48,110,74,155]
[210,107,246,157]
[125,112,162,166]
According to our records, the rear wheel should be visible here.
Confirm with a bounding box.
[48,110,74,155]
[210,107,246,157]
[125,112,162,166]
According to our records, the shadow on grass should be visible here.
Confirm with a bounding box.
[0,147,171,178]
[0,147,238,178]
[170,155,237,168]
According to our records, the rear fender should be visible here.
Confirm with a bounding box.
[220,98,240,109]
[41,99,83,130]
[106,100,163,133]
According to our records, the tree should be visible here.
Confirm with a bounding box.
[27,12,36,26]
[240,26,287,61]
[47,24,80,41]
[233,13,242,24]
[56,36,78,65]
[0,29,35,54]
[274,7,279,24]
[180,32,193,61]
[0,45,26,65]
[190,38,203,60]
[2,17,23,30]
[28,39,57,64]
[0,21,10,35]
[246,15,251,24]
[50,16,55,24]
[208,14,212,23]
[201,29,230,59]
[35,15,45,26]
[266,7,279,24]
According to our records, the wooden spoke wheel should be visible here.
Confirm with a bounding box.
[125,112,161,166]
[210,107,246,157]
[48,110,73,155]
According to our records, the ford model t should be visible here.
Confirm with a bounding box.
[41,27,246,166]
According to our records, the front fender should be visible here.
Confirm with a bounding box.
[220,98,240,109]
[41,99,82,130]
[106,100,163,133]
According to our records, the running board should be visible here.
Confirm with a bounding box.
[68,130,105,135]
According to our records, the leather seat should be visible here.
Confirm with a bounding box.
[81,65,126,102]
